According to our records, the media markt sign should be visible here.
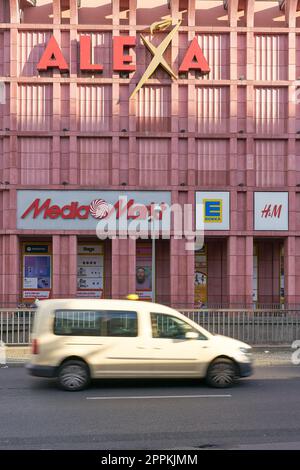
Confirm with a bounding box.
[17,190,172,231]
[36,15,210,98]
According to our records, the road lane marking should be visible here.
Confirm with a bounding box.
[86,394,232,400]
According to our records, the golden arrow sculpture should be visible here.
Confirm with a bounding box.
[130,17,182,99]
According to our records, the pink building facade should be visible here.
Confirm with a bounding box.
[0,0,300,307]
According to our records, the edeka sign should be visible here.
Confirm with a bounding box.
[36,16,210,98]
[195,192,230,230]
[17,190,171,231]
[254,192,288,231]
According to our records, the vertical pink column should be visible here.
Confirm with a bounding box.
[246,1,255,191]
[68,236,77,298]
[227,236,237,307]
[287,4,296,187]
[68,3,77,186]
[188,0,196,28]
[69,7,77,185]
[286,0,297,310]
[112,0,120,186]
[0,234,19,306]
[128,137,136,186]
[52,236,61,299]
[170,190,194,309]
[245,236,254,307]
[171,137,179,186]
[129,0,137,26]
[187,138,195,186]
[69,137,78,184]
[69,0,77,188]
[170,0,179,187]
[229,1,238,187]
[111,239,136,299]
[52,0,61,25]
[52,136,60,184]
[227,236,253,307]
[128,0,137,185]
[284,237,296,307]
[156,240,170,305]
[69,0,78,173]
[170,237,194,309]
[52,235,77,298]
[9,0,18,23]
[295,237,300,306]
[70,0,79,24]
[9,18,18,185]
[112,136,120,186]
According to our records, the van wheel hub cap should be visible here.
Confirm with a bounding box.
[60,365,86,389]
[210,364,235,385]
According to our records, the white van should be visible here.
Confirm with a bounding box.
[27,299,253,391]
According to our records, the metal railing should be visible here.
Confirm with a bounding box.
[1,308,300,345]
[0,309,36,345]
[181,309,300,345]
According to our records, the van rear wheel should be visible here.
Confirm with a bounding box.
[58,360,90,391]
[206,358,238,388]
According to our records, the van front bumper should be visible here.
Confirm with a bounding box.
[26,363,58,378]
[237,361,253,377]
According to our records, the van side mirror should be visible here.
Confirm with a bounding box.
[185,331,199,340]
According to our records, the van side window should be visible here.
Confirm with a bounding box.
[150,313,206,340]
[54,310,138,337]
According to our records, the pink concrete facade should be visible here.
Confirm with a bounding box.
[0,0,300,307]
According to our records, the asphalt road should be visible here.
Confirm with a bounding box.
[0,365,300,450]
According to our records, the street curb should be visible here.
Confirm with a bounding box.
[2,346,294,367]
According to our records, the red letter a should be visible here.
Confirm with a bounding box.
[37,36,69,71]
[179,37,210,73]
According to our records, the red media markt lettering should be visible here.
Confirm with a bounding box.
[21,199,166,221]
[21,199,90,220]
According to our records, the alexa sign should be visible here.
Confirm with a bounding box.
[37,17,209,98]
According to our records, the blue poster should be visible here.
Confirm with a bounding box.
[24,255,51,289]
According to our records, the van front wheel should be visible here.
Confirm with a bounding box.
[206,358,238,388]
[58,360,90,391]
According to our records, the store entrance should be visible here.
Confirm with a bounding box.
[135,239,170,305]
[194,239,228,308]
[253,239,284,308]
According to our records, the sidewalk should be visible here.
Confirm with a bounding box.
[2,345,294,366]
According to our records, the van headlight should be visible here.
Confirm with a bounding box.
[239,347,252,355]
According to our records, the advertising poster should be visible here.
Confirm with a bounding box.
[136,243,152,301]
[22,243,52,301]
[194,245,207,307]
[77,244,104,298]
